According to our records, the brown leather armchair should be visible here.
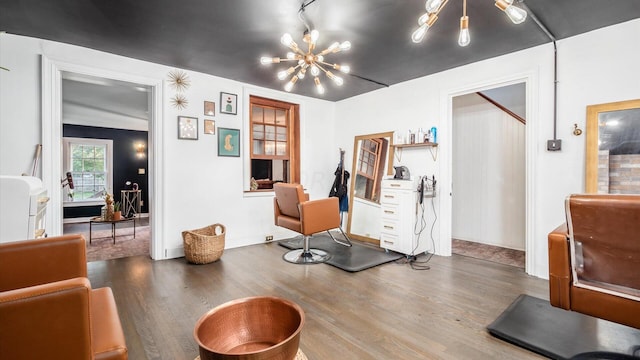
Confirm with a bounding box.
[548,194,640,329]
[0,234,128,359]
[274,183,351,264]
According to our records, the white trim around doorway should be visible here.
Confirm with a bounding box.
[41,56,166,260]
[438,71,539,277]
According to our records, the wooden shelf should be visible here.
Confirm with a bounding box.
[391,142,438,149]
[391,142,438,162]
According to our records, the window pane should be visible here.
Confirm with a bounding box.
[95,146,105,158]
[276,109,287,125]
[253,124,264,140]
[264,108,275,124]
[82,146,95,158]
[276,141,287,156]
[252,105,263,123]
[265,125,276,141]
[72,145,83,159]
[265,141,276,155]
[276,126,287,141]
[253,140,264,155]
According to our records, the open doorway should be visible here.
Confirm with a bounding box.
[60,72,151,262]
[451,83,526,268]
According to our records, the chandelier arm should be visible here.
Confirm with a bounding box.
[435,0,450,15]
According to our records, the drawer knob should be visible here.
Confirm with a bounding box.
[390,184,400,187]
[384,210,394,214]
[383,225,394,229]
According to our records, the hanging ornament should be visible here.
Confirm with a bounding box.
[168,69,191,92]
[171,94,189,110]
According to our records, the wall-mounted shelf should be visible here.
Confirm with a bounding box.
[391,142,438,162]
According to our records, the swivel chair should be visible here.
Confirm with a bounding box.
[274,183,351,264]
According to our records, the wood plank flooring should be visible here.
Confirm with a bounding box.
[87,241,548,359]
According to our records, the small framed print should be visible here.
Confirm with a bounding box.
[177,116,198,140]
[204,119,215,135]
[204,101,215,116]
[220,92,238,115]
[218,128,240,157]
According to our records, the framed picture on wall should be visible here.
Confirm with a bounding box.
[204,120,215,135]
[218,128,240,157]
[177,116,198,140]
[204,101,215,116]
[220,92,238,115]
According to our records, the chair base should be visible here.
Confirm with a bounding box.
[283,249,330,264]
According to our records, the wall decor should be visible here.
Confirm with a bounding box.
[204,101,215,116]
[204,120,216,135]
[220,92,238,115]
[171,94,189,110]
[178,116,198,140]
[167,69,191,92]
[218,128,240,157]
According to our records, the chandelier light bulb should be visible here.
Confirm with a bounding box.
[310,29,320,43]
[297,68,307,80]
[334,64,350,74]
[286,52,296,59]
[328,42,340,52]
[277,67,295,80]
[310,64,321,76]
[326,71,344,86]
[495,0,527,24]
[458,16,470,47]
[280,33,293,47]
[418,13,430,26]
[425,0,444,13]
[412,24,429,43]
[316,55,324,62]
[339,41,351,51]
[284,75,299,92]
[314,77,325,94]
[260,57,276,65]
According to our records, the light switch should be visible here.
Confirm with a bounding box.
[138,168,146,175]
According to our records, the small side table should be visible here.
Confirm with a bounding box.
[121,190,142,218]
[89,217,136,244]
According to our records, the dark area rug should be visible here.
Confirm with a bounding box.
[488,294,640,359]
[279,234,403,272]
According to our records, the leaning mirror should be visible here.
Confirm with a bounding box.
[586,99,640,194]
[346,131,394,244]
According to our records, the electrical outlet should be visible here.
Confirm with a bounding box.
[265,235,273,242]
[547,139,562,151]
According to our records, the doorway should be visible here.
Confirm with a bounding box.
[41,56,165,261]
[451,83,526,268]
[60,72,151,262]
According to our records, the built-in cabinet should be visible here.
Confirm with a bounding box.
[379,178,429,256]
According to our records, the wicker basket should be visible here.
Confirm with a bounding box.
[182,223,225,264]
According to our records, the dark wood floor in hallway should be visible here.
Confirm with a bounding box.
[88,241,548,360]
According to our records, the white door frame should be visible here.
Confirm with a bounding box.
[438,71,538,275]
[41,56,165,260]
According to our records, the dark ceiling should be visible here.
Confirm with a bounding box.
[1,0,639,101]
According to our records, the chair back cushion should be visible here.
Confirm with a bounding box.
[566,194,640,300]
[274,183,305,219]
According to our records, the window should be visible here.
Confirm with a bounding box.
[63,137,113,204]
[354,138,387,202]
[249,96,300,190]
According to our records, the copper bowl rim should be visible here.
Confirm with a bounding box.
[193,295,305,356]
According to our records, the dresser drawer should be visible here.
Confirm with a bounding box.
[382,179,416,191]
[381,204,400,220]
[380,233,399,250]
[381,191,401,205]
[381,219,400,235]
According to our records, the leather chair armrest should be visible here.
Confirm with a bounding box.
[299,197,340,235]
[0,234,88,291]
[0,277,94,359]
[548,223,571,309]
[274,197,282,225]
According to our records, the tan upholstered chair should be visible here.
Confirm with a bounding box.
[0,234,128,359]
[274,183,351,264]
[548,194,640,329]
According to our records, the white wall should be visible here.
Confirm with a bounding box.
[452,93,525,250]
[0,33,337,257]
[336,19,640,278]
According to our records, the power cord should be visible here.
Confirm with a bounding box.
[398,181,437,270]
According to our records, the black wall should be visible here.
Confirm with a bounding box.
[63,124,149,218]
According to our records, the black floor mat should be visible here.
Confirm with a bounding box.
[488,294,640,359]
[278,234,403,272]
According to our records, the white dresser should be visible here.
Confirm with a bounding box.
[379,178,429,256]
[0,176,49,243]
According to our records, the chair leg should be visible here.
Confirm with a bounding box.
[283,235,330,264]
[327,227,352,247]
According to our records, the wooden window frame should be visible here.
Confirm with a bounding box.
[249,95,300,188]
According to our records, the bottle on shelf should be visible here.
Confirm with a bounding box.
[431,126,437,143]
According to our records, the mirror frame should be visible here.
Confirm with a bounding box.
[346,131,395,244]
[586,98,640,193]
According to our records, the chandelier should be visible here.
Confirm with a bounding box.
[260,29,352,95]
[412,0,528,46]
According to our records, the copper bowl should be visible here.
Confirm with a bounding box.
[194,296,305,360]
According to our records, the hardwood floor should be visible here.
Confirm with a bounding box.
[88,241,548,360]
